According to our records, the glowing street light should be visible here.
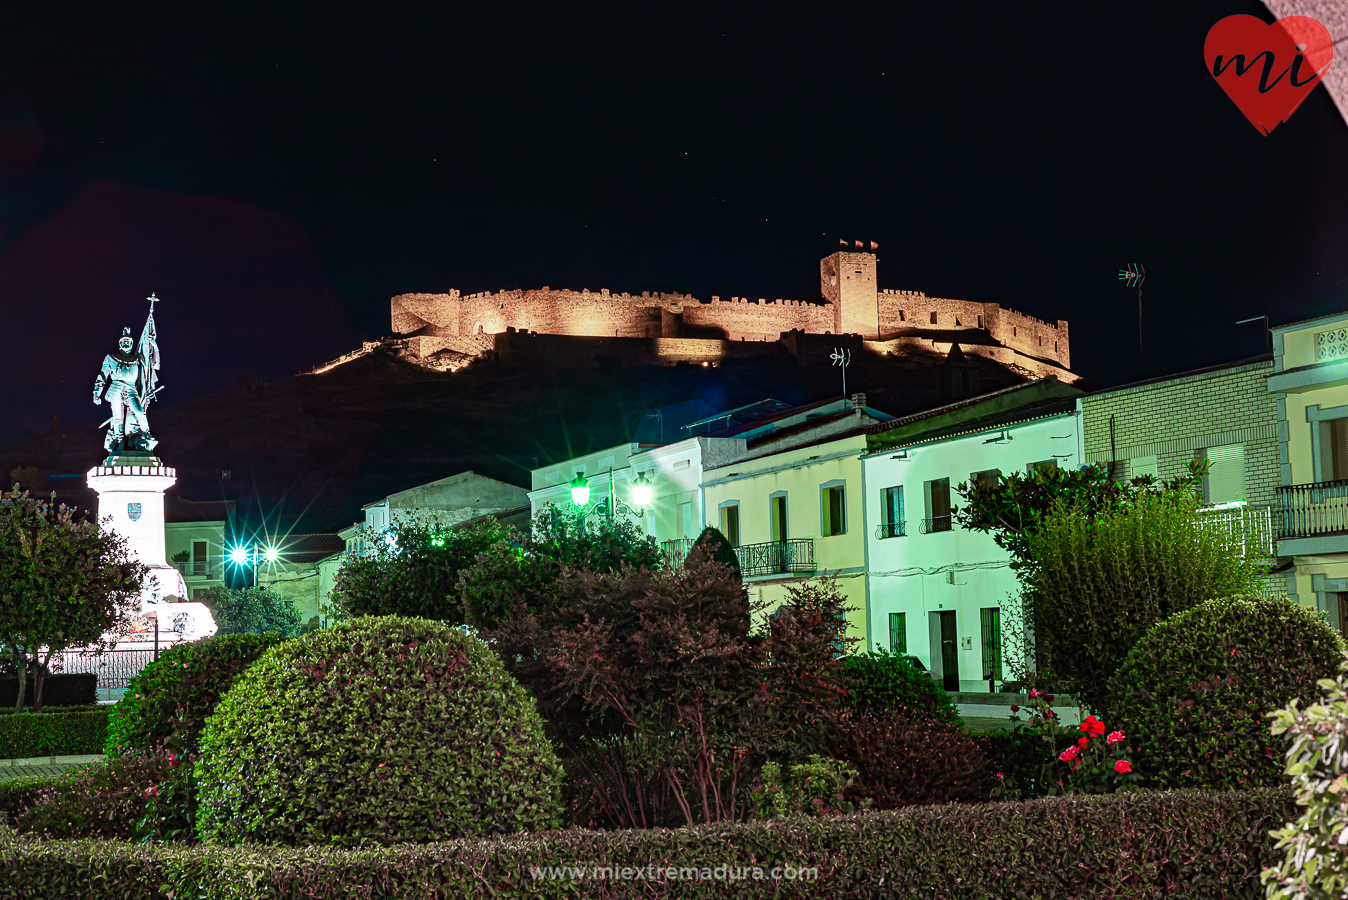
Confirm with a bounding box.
[631,470,653,508]
[225,541,280,588]
[570,468,645,519]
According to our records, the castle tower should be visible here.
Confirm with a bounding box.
[820,252,879,339]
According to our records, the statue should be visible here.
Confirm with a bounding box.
[94,294,162,455]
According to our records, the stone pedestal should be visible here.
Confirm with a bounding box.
[86,454,187,605]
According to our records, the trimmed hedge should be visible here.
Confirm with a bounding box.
[0,788,1296,898]
[840,648,960,724]
[0,674,97,709]
[0,708,110,759]
[106,632,287,756]
[196,616,564,846]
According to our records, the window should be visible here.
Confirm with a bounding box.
[1203,443,1246,505]
[770,494,788,542]
[897,310,906,322]
[192,541,208,577]
[889,612,907,653]
[977,315,983,328]
[1328,420,1348,481]
[678,502,694,538]
[821,483,846,536]
[1013,326,1017,337]
[880,486,905,537]
[1129,455,1158,480]
[923,478,952,532]
[980,608,1003,683]
[930,311,938,325]
[719,502,740,547]
[970,469,1001,490]
[1027,459,1058,475]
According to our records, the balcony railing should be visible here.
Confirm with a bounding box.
[1278,481,1348,541]
[875,521,906,539]
[735,539,815,577]
[661,538,696,568]
[919,515,953,534]
[1197,503,1275,557]
[173,561,211,578]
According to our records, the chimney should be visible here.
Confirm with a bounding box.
[850,393,866,416]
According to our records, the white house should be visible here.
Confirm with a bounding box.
[861,396,1080,693]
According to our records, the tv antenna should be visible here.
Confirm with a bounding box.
[1118,263,1146,370]
[1235,315,1270,353]
[831,347,851,397]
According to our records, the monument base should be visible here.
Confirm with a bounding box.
[87,459,187,604]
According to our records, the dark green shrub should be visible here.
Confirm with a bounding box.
[833,709,994,809]
[0,788,1295,898]
[8,752,171,840]
[105,632,286,756]
[978,727,1073,798]
[1110,596,1343,789]
[687,526,741,582]
[330,516,509,623]
[751,755,869,818]
[0,707,110,758]
[840,647,960,725]
[195,587,300,636]
[195,615,564,846]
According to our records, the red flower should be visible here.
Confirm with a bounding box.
[1077,736,1090,748]
[1059,746,1079,762]
[1010,705,1020,712]
[996,772,1004,779]
[1114,760,1132,774]
[1029,689,1041,699]
[1045,694,1055,703]
[1079,715,1105,738]
[1107,731,1125,744]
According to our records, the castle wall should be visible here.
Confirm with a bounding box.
[386,253,1072,373]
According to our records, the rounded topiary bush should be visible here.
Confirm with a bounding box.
[841,647,961,725]
[1109,595,1344,788]
[194,615,564,846]
[106,631,287,756]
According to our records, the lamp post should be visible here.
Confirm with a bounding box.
[568,468,651,519]
[226,541,278,589]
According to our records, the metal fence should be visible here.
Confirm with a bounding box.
[48,640,189,691]
[1197,503,1275,557]
[735,539,815,577]
[661,538,696,568]
[1277,481,1348,541]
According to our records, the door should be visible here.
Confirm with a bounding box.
[939,610,959,692]
[192,541,208,577]
[1339,594,1348,640]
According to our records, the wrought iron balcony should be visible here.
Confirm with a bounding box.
[661,537,695,568]
[919,515,952,534]
[1197,503,1274,557]
[1278,481,1348,541]
[173,561,210,578]
[735,539,815,577]
[875,521,906,539]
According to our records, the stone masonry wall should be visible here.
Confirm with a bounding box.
[1079,360,1278,508]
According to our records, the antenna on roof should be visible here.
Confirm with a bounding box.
[1235,315,1270,353]
[831,347,851,397]
[1118,263,1146,370]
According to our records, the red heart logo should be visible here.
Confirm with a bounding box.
[1204,14,1334,135]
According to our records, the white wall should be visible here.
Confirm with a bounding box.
[862,410,1079,691]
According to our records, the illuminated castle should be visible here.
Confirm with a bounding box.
[317,252,1075,380]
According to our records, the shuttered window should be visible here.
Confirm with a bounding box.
[1331,419,1348,481]
[1204,443,1246,505]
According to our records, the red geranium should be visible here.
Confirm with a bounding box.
[1114,760,1132,774]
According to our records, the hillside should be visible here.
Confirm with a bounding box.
[0,343,1057,533]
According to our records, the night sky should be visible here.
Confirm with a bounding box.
[0,1,1344,444]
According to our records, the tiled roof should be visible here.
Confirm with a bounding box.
[870,397,1079,451]
[862,378,1056,436]
[276,533,345,563]
[165,498,235,523]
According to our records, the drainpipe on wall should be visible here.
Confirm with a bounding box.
[1109,414,1118,480]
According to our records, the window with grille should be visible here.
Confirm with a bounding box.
[980,608,1002,682]
[923,478,952,532]
[889,612,907,654]
[970,469,1001,490]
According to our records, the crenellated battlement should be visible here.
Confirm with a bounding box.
[380,252,1072,375]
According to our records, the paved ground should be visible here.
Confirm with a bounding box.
[0,754,103,783]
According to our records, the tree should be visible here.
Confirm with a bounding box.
[953,459,1209,573]
[0,488,146,712]
[1024,492,1263,712]
[460,505,663,633]
[329,513,510,624]
[687,526,741,582]
[195,586,301,636]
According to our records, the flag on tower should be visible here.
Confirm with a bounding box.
[870,240,879,250]
[838,238,847,247]
[854,240,863,249]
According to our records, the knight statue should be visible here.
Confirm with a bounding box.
[94,294,162,455]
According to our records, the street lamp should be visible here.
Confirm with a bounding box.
[568,468,649,519]
[225,541,279,588]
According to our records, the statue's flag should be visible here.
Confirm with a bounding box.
[138,294,161,410]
